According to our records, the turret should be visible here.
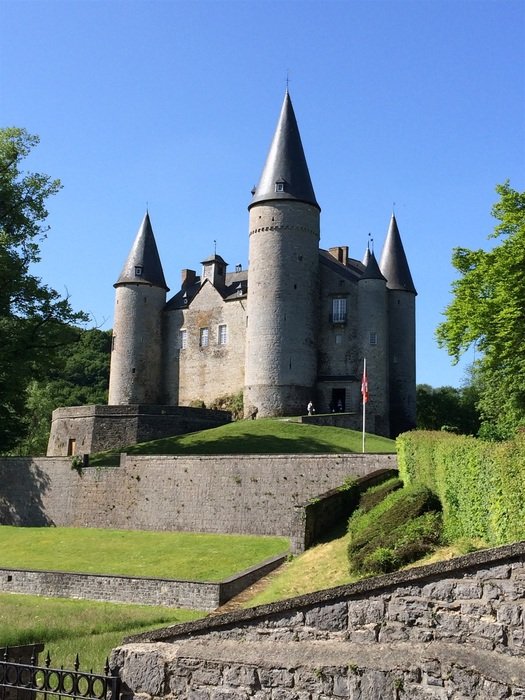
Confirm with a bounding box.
[358,246,389,436]
[244,91,320,416]
[379,214,417,435]
[108,212,169,405]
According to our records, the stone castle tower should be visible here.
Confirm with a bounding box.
[107,91,417,437]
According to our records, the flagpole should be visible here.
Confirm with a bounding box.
[362,357,366,453]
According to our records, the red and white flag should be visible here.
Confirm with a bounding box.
[361,366,369,404]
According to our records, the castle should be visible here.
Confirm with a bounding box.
[48,91,416,456]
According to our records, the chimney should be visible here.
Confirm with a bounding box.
[181,269,196,289]
[328,246,349,266]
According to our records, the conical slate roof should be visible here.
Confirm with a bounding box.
[115,212,169,290]
[379,215,416,294]
[361,246,386,281]
[249,91,319,211]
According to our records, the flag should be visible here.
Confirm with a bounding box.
[361,366,369,404]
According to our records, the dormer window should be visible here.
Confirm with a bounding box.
[135,266,143,276]
[275,179,285,193]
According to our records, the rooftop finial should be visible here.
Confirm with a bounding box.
[392,201,396,214]
[368,232,374,253]
[213,239,217,255]
[286,70,290,93]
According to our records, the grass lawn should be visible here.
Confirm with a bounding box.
[0,593,205,671]
[90,418,395,466]
[0,528,289,580]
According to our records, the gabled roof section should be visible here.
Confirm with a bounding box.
[249,91,319,211]
[379,215,417,294]
[361,247,386,282]
[319,249,363,282]
[165,269,248,310]
[115,212,169,291]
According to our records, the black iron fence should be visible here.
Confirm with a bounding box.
[0,648,122,700]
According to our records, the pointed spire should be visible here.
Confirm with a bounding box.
[379,214,417,294]
[115,212,169,290]
[249,91,319,211]
[361,246,386,281]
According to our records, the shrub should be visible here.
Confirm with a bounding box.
[357,477,403,513]
[209,391,244,420]
[348,485,442,575]
[396,430,525,545]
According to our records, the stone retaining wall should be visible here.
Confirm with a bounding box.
[112,541,525,698]
[0,554,286,611]
[0,453,395,552]
[46,405,231,456]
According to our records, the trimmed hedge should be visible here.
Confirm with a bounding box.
[347,484,442,575]
[397,430,525,545]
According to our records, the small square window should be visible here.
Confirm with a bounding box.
[135,266,143,276]
[199,328,209,347]
[179,329,187,350]
[275,181,285,193]
[335,334,342,345]
[218,324,228,345]
[369,331,378,346]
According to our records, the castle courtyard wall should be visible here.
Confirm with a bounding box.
[0,453,395,552]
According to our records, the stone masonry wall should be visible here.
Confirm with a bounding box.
[47,405,231,456]
[0,453,395,552]
[113,541,525,699]
[0,555,286,611]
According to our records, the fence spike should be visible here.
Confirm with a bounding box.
[31,646,37,666]
[75,654,80,671]
[3,646,8,662]
[45,650,51,668]
[104,658,110,676]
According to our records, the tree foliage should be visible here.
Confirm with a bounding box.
[436,182,525,439]
[15,328,112,455]
[0,127,88,452]
[416,383,480,435]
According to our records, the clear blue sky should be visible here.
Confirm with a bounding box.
[2,0,524,388]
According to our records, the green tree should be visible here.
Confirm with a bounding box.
[16,328,112,455]
[436,182,525,439]
[0,127,88,452]
[416,383,480,435]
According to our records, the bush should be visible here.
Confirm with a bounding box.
[209,391,244,420]
[396,430,525,545]
[348,485,442,576]
[357,477,403,513]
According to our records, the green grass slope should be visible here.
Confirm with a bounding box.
[0,528,288,580]
[90,418,395,465]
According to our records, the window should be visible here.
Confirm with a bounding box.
[369,331,378,346]
[218,324,228,345]
[335,334,342,345]
[331,297,347,323]
[275,179,285,192]
[135,266,143,276]
[179,329,187,349]
[199,327,209,347]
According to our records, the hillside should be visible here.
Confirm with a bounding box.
[89,418,395,466]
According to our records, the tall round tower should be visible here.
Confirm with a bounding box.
[108,212,169,405]
[244,92,320,417]
[358,246,390,436]
[379,214,417,435]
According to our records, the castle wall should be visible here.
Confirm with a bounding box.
[0,453,395,553]
[316,261,360,414]
[358,276,390,436]
[388,290,417,435]
[244,201,320,417]
[108,284,166,404]
[46,405,231,456]
[113,542,525,699]
[164,284,246,407]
